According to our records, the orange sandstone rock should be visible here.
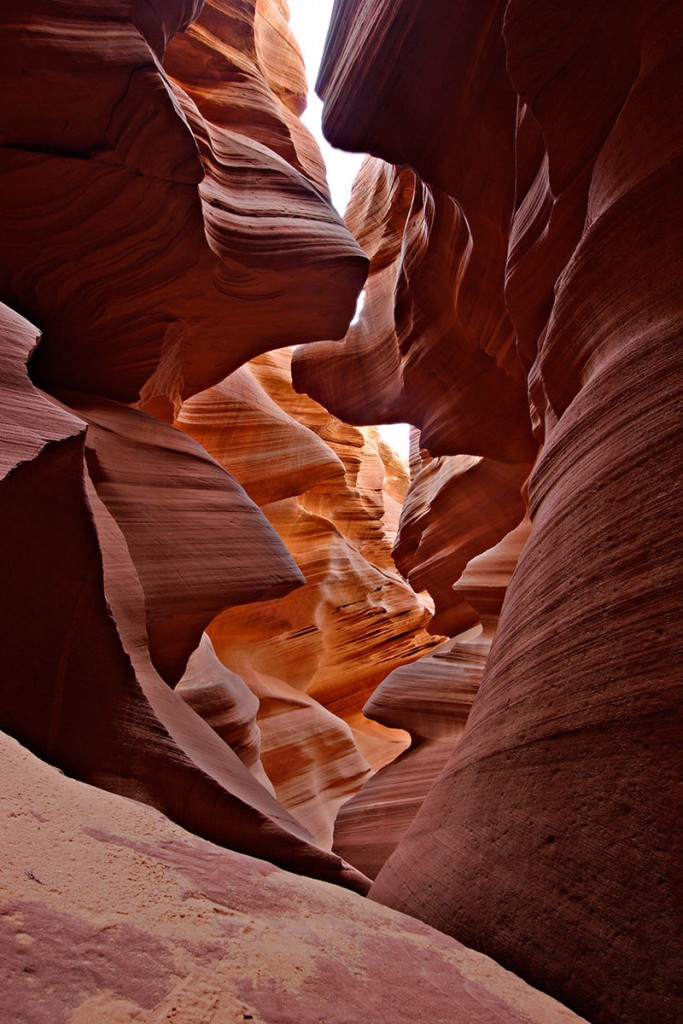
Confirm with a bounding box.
[0,0,376,890]
[177,632,272,792]
[393,450,531,636]
[178,349,439,829]
[0,301,369,890]
[227,665,373,849]
[334,520,531,879]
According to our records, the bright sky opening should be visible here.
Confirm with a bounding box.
[287,0,363,215]
[287,0,411,462]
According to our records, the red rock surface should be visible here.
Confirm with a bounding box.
[0,0,366,409]
[393,448,531,635]
[292,157,537,463]
[0,303,370,892]
[181,349,438,721]
[176,633,273,791]
[0,0,443,899]
[0,730,588,1024]
[1,1,681,1022]
[299,2,683,1022]
[0,0,376,891]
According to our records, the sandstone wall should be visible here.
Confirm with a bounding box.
[1,3,680,1021]
[292,2,683,1022]
[0,0,377,889]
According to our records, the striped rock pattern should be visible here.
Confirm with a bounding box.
[0,0,372,888]
[292,2,683,1022]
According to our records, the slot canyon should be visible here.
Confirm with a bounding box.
[1,2,681,1023]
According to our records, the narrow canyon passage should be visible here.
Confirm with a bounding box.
[0,3,680,1024]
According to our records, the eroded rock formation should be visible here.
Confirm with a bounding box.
[292,2,683,1023]
[1,1,681,1022]
[0,0,375,891]
[333,517,531,879]
[0,0,365,408]
[176,347,439,844]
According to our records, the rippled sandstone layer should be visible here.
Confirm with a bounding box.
[294,2,683,1023]
[1,2,680,1022]
[177,347,439,845]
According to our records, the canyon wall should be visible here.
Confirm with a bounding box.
[291,2,682,1023]
[0,0,447,895]
[0,0,396,892]
[176,347,439,845]
[1,2,681,1022]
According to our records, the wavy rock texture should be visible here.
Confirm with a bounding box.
[290,153,534,719]
[1,300,372,891]
[291,155,536,465]
[334,518,531,879]
[0,0,380,891]
[2,1,680,1022]
[300,2,683,1022]
[393,447,531,635]
[1,730,588,1024]
[177,347,441,843]
[181,350,438,721]
[0,0,366,408]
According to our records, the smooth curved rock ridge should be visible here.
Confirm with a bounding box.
[0,0,367,408]
[59,388,304,686]
[197,353,441,709]
[0,303,85,481]
[392,449,531,636]
[0,302,370,891]
[309,2,683,1021]
[226,664,373,849]
[176,363,345,507]
[1,730,588,1024]
[292,156,537,463]
[251,350,413,574]
[177,632,273,792]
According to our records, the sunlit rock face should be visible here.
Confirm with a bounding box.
[0,0,377,891]
[295,2,682,1023]
[177,347,441,846]
[1,730,588,1024]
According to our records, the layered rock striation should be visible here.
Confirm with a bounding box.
[0,0,366,408]
[1,2,681,1022]
[293,2,683,1023]
[177,347,439,845]
[333,517,531,880]
[0,0,378,890]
